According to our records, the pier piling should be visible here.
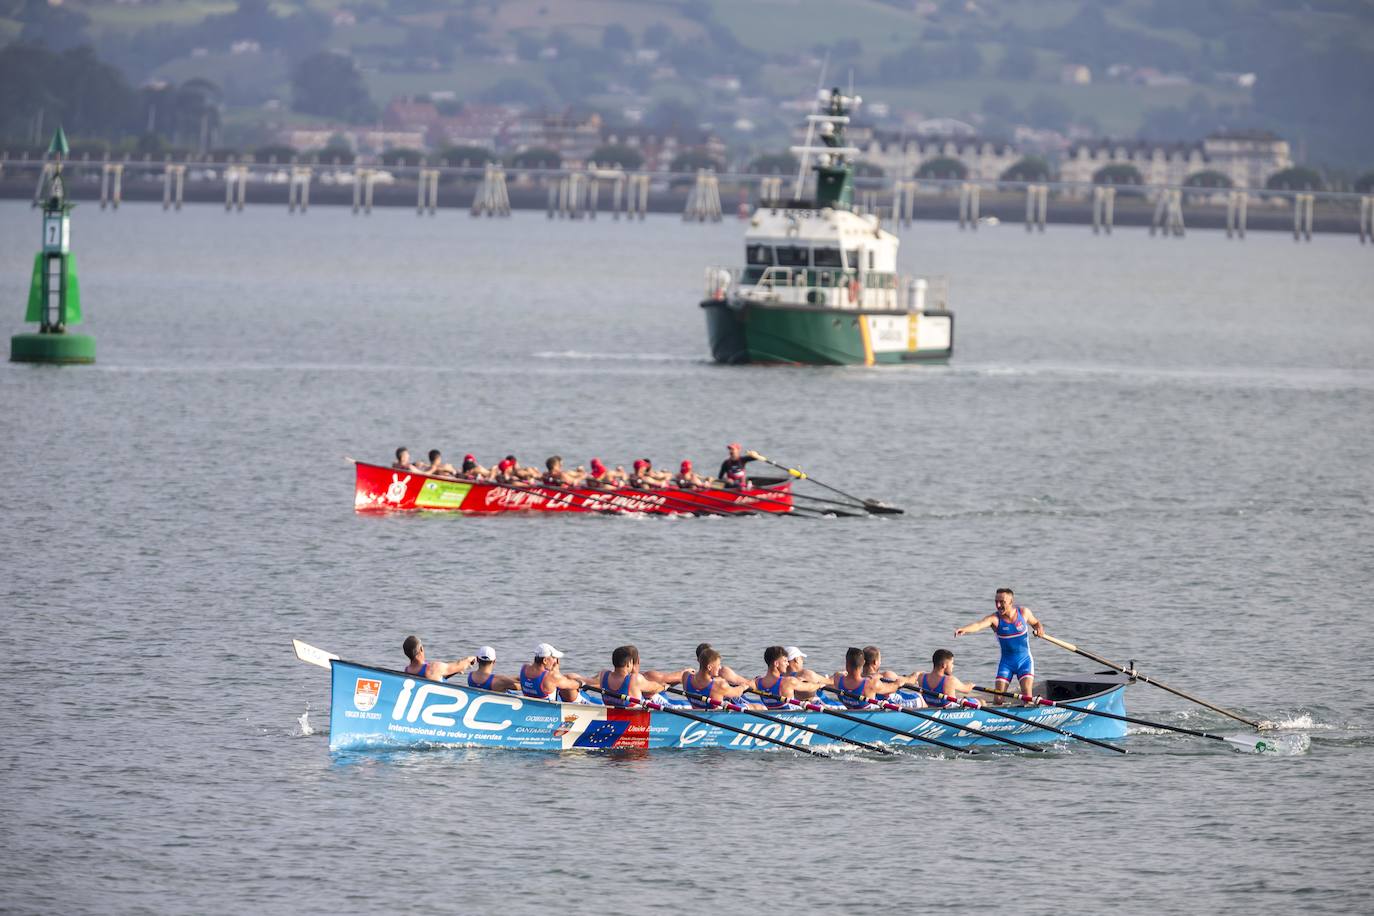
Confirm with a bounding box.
[958,182,980,230]
[1293,193,1315,242]
[162,164,186,211]
[472,163,510,217]
[1360,196,1373,244]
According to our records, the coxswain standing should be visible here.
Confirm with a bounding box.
[467,646,520,692]
[519,643,591,703]
[401,635,476,681]
[954,588,1045,703]
[718,443,761,489]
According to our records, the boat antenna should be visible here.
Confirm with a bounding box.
[792,52,829,201]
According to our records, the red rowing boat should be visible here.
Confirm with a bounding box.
[353,461,794,515]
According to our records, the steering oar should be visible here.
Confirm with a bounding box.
[907,683,1127,753]
[1037,632,1269,730]
[750,453,904,514]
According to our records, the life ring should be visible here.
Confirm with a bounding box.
[848,279,861,303]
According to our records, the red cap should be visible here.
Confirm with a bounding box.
[464,454,475,462]
[633,459,648,471]
[680,460,692,472]
[728,442,741,450]
[590,458,606,475]
[499,458,514,471]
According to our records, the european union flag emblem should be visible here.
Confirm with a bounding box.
[572,720,629,748]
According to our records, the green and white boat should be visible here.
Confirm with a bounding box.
[701,88,953,365]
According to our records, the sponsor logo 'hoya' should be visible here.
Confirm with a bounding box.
[354,678,381,712]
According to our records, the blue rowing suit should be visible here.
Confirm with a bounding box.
[600,671,636,708]
[468,670,496,690]
[683,672,717,709]
[834,675,873,710]
[919,673,957,708]
[754,673,790,709]
[995,607,1035,682]
[520,667,557,701]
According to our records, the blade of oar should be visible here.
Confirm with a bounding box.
[908,683,1127,754]
[583,686,826,757]
[751,454,904,514]
[679,484,857,518]
[672,687,896,754]
[972,685,1286,755]
[293,639,338,669]
[784,490,894,514]
[1037,632,1266,730]
[830,686,1045,753]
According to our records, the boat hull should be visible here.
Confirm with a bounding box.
[327,659,1129,753]
[354,461,793,515]
[702,300,954,366]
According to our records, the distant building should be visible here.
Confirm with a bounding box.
[1060,64,1092,85]
[861,130,1020,181]
[1061,130,1292,191]
[1202,130,1292,189]
[599,126,728,172]
[503,110,603,166]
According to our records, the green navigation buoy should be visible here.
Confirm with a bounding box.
[11,126,95,364]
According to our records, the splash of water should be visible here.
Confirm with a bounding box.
[297,705,314,737]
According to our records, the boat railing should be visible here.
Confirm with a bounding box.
[897,275,950,312]
[708,266,949,312]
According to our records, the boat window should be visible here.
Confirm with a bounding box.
[775,245,809,267]
[867,251,875,270]
[746,244,774,265]
[813,247,842,267]
[845,249,860,270]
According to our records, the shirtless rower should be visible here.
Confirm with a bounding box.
[781,646,829,700]
[519,643,591,703]
[460,453,489,479]
[392,447,418,471]
[589,645,673,708]
[401,635,477,681]
[682,647,756,709]
[418,449,457,476]
[830,646,914,709]
[954,588,1045,702]
[542,455,575,487]
[909,649,976,708]
[639,459,673,486]
[752,645,813,709]
[718,443,762,489]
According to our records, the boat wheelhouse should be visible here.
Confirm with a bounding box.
[701,88,954,365]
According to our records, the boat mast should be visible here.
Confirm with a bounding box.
[789,88,860,210]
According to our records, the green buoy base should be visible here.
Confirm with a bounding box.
[10,332,96,364]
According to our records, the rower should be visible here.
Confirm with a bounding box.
[628,459,665,489]
[419,449,456,476]
[752,645,809,709]
[392,447,418,471]
[460,453,488,479]
[718,443,761,489]
[494,457,521,485]
[467,646,519,693]
[861,645,900,681]
[519,643,590,702]
[954,588,1045,702]
[682,647,754,709]
[674,460,704,489]
[543,455,573,487]
[910,649,975,708]
[639,458,673,486]
[830,646,912,708]
[782,646,828,700]
[696,643,749,687]
[583,458,615,488]
[590,645,672,707]
[401,635,476,681]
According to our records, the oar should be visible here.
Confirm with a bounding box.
[821,686,1046,753]
[751,453,904,514]
[971,685,1285,755]
[664,686,893,754]
[675,483,858,518]
[907,683,1127,754]
[784,489,895,514]
[582,685,826,756]
[614,484,741,517]
[293,639,338,669]
[1037,632,1268,730]
[746,689,974,755]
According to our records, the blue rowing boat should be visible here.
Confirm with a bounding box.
[324,657,1130,753]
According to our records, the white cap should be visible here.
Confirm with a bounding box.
[476,646,496,661]
[784,646,807,661]
[533,642,564,659]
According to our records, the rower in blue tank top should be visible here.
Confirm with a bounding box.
[588,645,674,708]
[518,642,590,702]
[828,646,913,708]
[682,648,756,709]
[912,649,978,708]
[466,646,519,692]
[401,634,477,682]
[954,588,1046,702]
[753,646,800,709]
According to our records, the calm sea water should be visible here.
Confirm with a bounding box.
[2,201,1373,914]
